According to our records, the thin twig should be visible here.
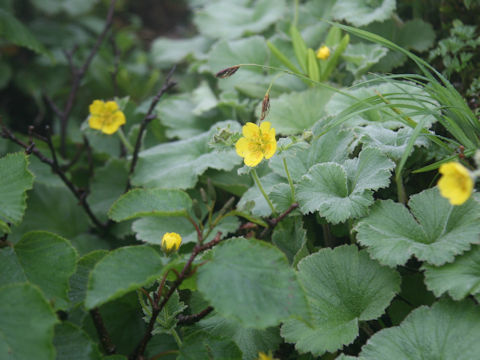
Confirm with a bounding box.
[0,125,106,231]
[90,308,116,355]
[129,232,223,360]
[126,66,176,189]
[177,306,214,326]
[260,203,299,238]
[57,0,117,155]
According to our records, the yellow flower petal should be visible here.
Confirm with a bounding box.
[105,101,119,112]
[264,141,277,159]
[437,162,473,205]
[244,150,264,167]
[235,137,250,157]
[259,121,271,133]
[112,111,126,127]
[243,122,260,139]
[161,232,182,253]
[88,115,104,130]
[89,100,105,115]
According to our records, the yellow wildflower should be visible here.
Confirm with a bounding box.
[316,45,330,60]
[257,352,277,360]
[438,162,473,205]
[161,232,182,253]
[235,122,277,167]
[88,100,126,135]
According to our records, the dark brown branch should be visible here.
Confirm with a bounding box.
[129,232,223,360]
[177,306,214,326]
[127,66,177,189]
[90,308,116,355]
[57,0,117,155]
[260,203,299,238]
[0,125,106,231]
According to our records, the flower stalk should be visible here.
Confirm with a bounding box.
[251,169,277,216]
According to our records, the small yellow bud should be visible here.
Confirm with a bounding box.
[316,45,330,60]
[161,232,182,253]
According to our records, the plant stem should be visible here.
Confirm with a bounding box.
[117,127,134,153]
[395,170,407,204]
[251,168,277,216]
[283,157,295,201]
[170,329,182,347]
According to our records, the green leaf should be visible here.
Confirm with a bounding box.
[306,48,320,82]
[0,219,9,235]
[269,130,354,182]
[9,183,90,242]
[196,313,282,360]
[0,283,58,360]
[194,0,286,40]
[355,188,480,267]
[108,188,192,222]
[0,152,34,225]
[89,159,129,223]
[178,331,243,360]
[0,9,48,55]
[265,87,334,135]
[356,125,429,162]
[267,40,302,74]
[290,25,308,72]
[156,83,220,140]
[150,36,211,68]
[272,217,309,266]
[325,81,438,130]
[423,245,480,300]
[296,148,394,224]
[85,246,163,309]
[197,238,309,329]
[0,231,77,310]
[53,322,102,360]
[358,299,480,360]
[332,0,396,27]
[342,43,388,77]
[131,121,242,189]
[132,214,239,245]
[281,245,400,356]
[31,0,98,16]
[69,250,108,307]
[144,291,187,336]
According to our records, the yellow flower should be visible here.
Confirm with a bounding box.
[438,162,473,205]
[161,232,182,253]
[235,122,277,167]
[316,45,330,60]
[257,352,277,360]
[88,100,126,135]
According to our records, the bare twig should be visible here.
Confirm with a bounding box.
[260,203,299,238]
[126,66,176,190]
[177,306,214,326]
[90,308,116,355]
[56,0,117,155]
[0,125,106,231]
[129,232,223,360]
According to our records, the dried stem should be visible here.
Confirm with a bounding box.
[129,232,223,360]
[127,66,177,189]
[90,308,116,355]
[177,306,214,326]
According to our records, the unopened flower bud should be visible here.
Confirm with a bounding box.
[316,45,330,60]
[216,65,240,78]
[302,130,313,143]
[161,232,182,254]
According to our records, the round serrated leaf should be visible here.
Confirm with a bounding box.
[0,283,58,360]
[197,238,309,329]
[108,188,192,221]
[0,231,77,310]
[359,299,480,360]
[332,0,396,27]
[355,188,480,267]
[85,246,163,309]
[281,245,400,356]
[178,331,242,360]
[0,152,34,225]
[53,322,101,360]
[423,245,480,300]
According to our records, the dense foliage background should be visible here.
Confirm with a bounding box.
[1,0,480,359]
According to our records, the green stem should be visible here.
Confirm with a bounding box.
[170,329,182,347]
[117,127,134,153]
[395,170,407,204]
[348,219,355,244]
[251,168,277,216]
[283,157,295,201]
